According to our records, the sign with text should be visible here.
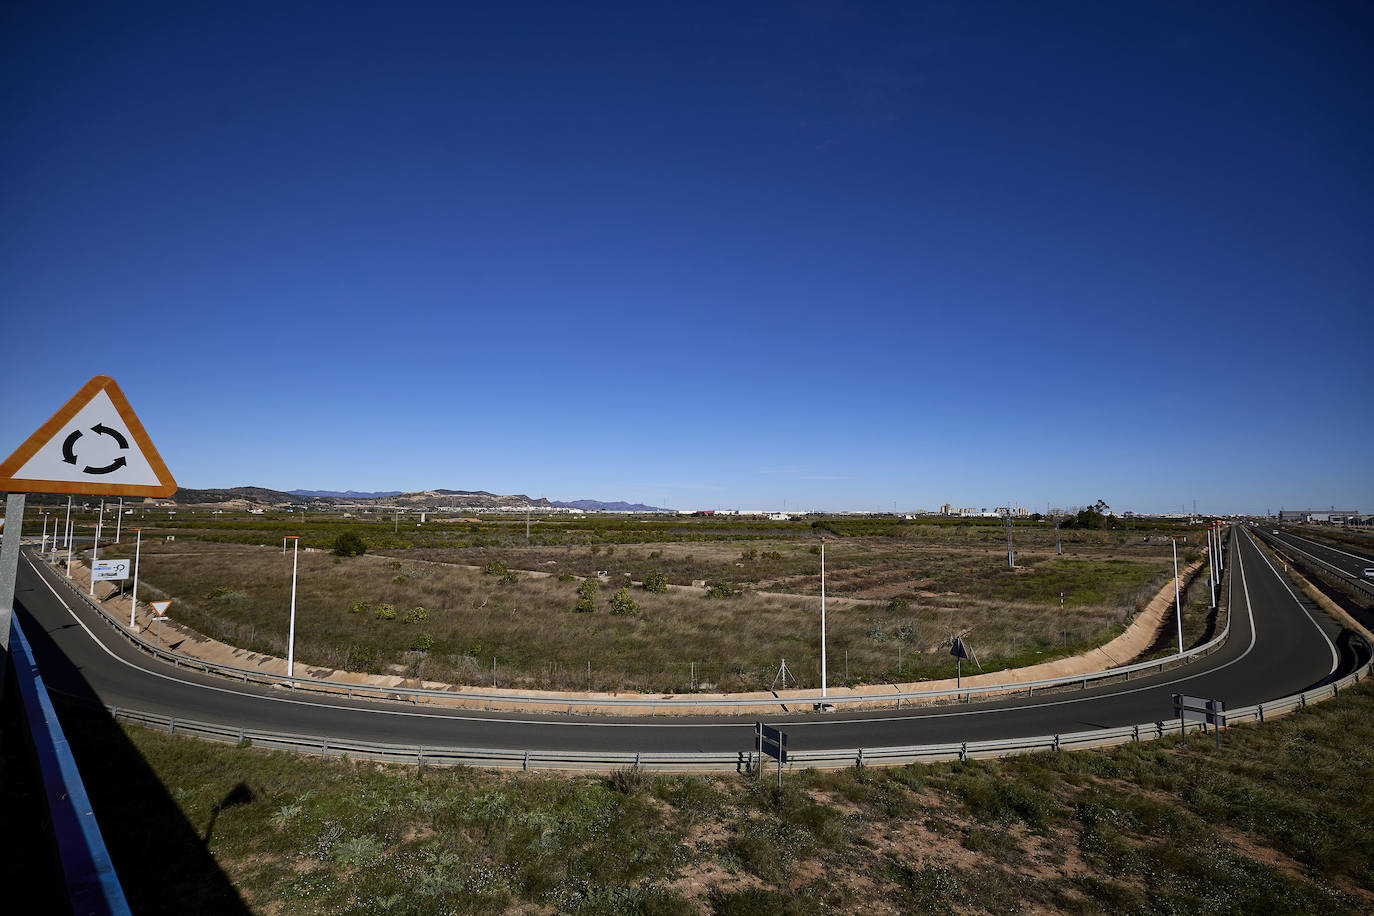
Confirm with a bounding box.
[92,559,130,581]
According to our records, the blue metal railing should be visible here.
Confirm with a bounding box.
[9,614,130,915]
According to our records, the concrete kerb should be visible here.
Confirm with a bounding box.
[48,542,1219,715]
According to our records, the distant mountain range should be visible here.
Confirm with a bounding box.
[289,489,403,499]
[164,486,670,513]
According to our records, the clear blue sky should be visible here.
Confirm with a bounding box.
[3,2,1370,514]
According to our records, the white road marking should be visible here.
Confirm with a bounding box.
[17,532,1326,737]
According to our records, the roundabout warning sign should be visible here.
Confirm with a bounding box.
[0,376,176,497]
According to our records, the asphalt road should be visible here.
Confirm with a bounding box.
[13,527,1360,759]
[1265,527,1374,581]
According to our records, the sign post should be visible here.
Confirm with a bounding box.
[150,600,172,649]
[757,723,789,788]
[0,376,177,698]
[1173,694,1226,749]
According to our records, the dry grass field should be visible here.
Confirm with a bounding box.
[104,520,1200,693]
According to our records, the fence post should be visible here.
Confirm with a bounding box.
[959,742,967,762]
[523,751,529,771]
[322,738,328,758]
[168,717,175,734]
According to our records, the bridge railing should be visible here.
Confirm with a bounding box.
[32,547,1233,714]
[8,613,131,913]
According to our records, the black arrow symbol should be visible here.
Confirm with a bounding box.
[91,422,129,449]
[84,456,128,476]
[62,429,83,465]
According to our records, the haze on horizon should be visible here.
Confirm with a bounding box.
[2,2,1370,516]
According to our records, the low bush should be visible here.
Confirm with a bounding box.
[403,606,427,623]
[643,571,669,593]
[348,601,371,615]
[483,560,508,577]
[374,604,396,621]
[705,581,737,599]
[411,633,434,651]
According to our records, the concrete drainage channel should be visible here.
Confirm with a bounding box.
[33,548,1234,716]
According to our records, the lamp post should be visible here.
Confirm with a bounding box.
[286,536,300,685]
[1170,534,1185,655]
[114,497,123,543]
[819,537,832,706]
[130,529,142,628]
[63,496,72,549]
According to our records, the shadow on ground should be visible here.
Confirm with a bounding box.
[12,595,251,915]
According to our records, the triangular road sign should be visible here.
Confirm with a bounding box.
[0,375,177,497]
[150,600,172,618]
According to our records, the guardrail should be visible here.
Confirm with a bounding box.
[31,548,1234,714]
[9,614,131,913]
[55,633,1372,774]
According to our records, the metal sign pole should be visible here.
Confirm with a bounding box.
[114,497,122,543]
[0,493,27,697]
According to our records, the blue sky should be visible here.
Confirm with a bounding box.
[3,2,1370,514]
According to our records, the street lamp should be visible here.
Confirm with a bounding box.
[286,535,300,685]
[1170,534,1186,655]
[130,529,143,628]
[816,537,834,710]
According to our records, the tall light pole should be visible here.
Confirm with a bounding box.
[130,529,142,628]
[1005,511,1015,568]
[286,536,300,685]
[66,520,74,574]
[1171,534,1184,655]
[820,537,831,703]
[114,497,123,543]
[1207,526,1216,610]
[63,495,72,548]
[96,498,104,549]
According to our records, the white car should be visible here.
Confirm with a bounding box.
[1364,568,1374,579]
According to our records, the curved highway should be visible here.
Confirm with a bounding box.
[12,527,1362,759]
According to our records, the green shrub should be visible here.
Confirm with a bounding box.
[483,560,508,577]
[205,586,234,599]
[575,595,596,613]
[411,633,434,651]
[331,532,366,557]
[610,587,639,617]
[348,601,371,615]
[375,604,396,621]
[888,597,910,613]
[705,581,737,599]
[557,572,576,582]
[403,606,427,623]
[648,550,662,559]
[741,548,757,561]
[605,766,650,794]
[346,644,381,673]
[643,571,669,593]
[500,569,518,584]
[578,578,599,600]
